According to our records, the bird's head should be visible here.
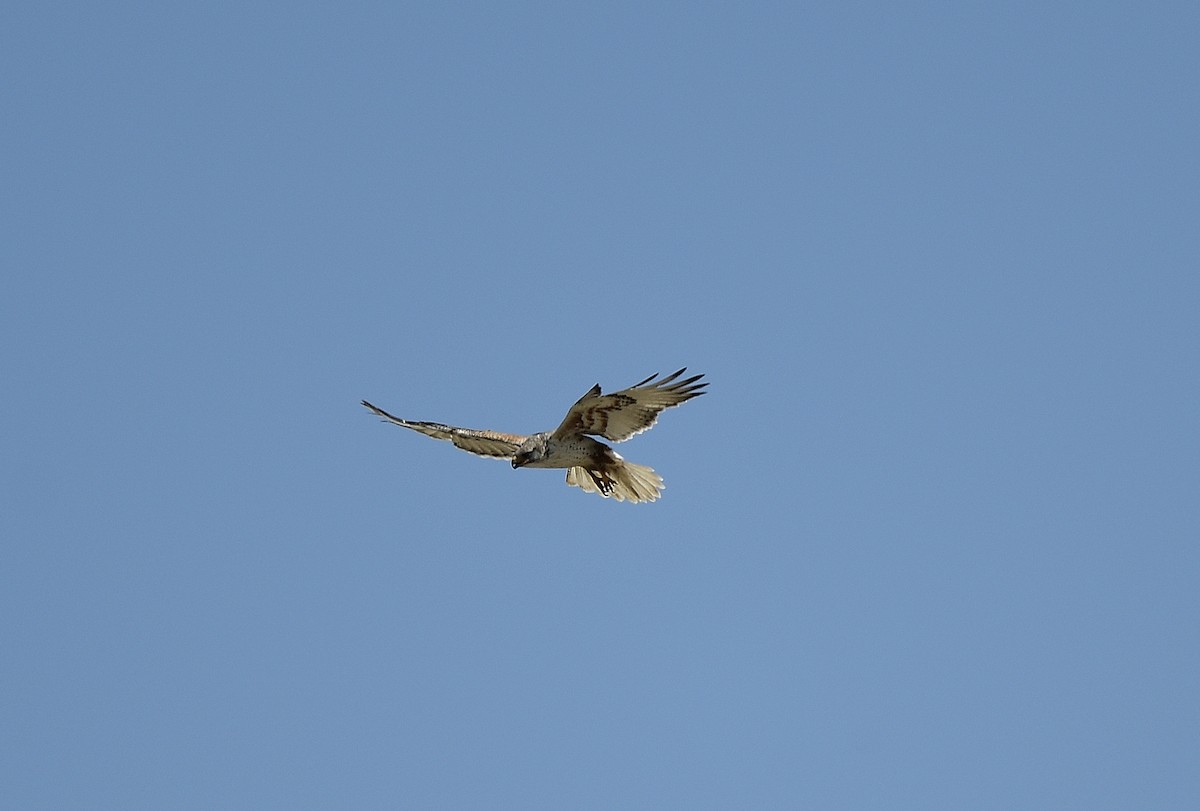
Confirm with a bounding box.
[512,434,549,468]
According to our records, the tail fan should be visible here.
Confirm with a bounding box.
[566,460,665,503]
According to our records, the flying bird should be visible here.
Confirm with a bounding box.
[362,369,707,503]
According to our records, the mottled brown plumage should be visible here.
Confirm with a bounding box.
[362,369,706,503]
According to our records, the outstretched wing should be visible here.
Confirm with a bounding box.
[362,400,526,459]
[551,368,706,443]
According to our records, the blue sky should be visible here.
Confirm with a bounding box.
[3,2,1198,808]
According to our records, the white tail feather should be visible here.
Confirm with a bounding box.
[566,460,664,503]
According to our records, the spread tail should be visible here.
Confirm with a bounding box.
[566,459,664,503]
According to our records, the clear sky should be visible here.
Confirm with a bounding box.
[3,2,1198,808]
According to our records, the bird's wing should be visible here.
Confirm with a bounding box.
[362,400,526,459]
[551,368,707,443]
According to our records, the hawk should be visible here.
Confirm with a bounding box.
[362,368,706,503]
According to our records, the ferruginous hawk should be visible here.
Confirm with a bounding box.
[362,369,706,503]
